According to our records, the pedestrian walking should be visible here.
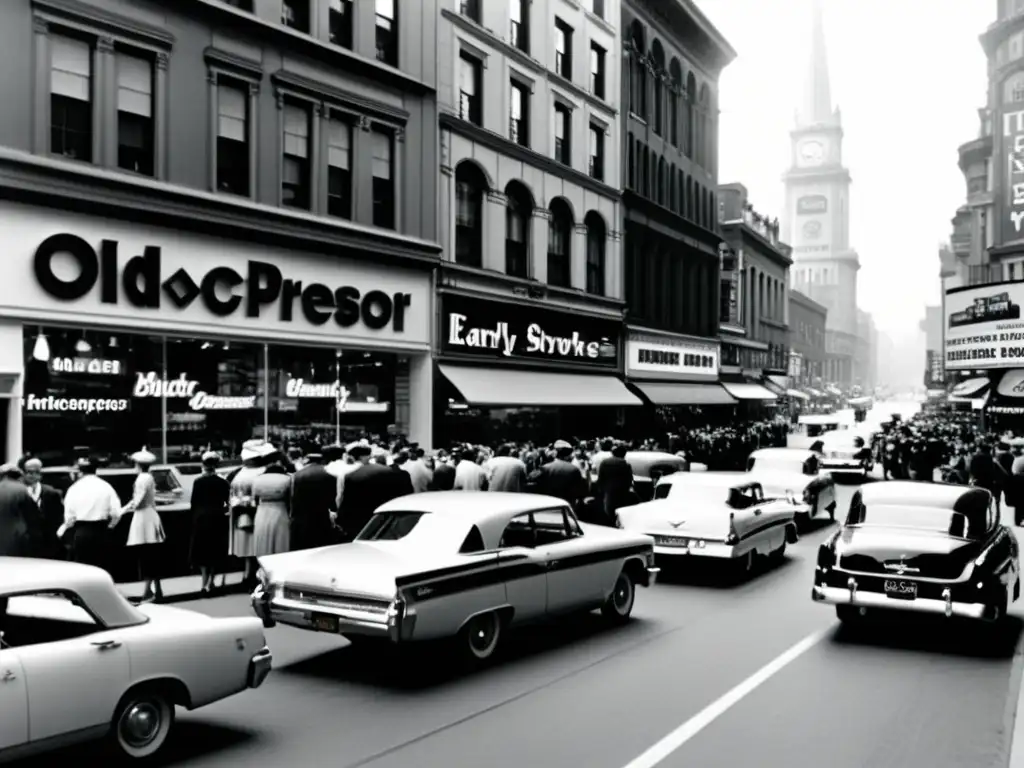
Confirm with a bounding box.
[229,439,274,587]
[21,457,64,559]
[123,449,166,603]
[62,458,122,571]
[189,451,230,593]
[594,443,635,527]
[487,444,528,493]
[289,452,338,550]
[252,461,292,556]
[0,463,34,557]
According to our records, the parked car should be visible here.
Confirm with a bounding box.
[812,481,1020,624]
[252,491,658,663]
[745,447,838,525]
[172,463,241,495]
[818,430,874,477]
[622,451,689,501]
[616,473,800,578]
[0,558,271,762]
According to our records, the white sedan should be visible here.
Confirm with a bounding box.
[745,447,838,525]
[0,558,272,762]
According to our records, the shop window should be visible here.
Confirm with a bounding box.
[267,345,396,447]
[50,35,93,163]
[282,102,311,209]
[454,161,487,267]
[116,53,153,176]
[372,128,395,229]
[376,0,398,66]
[330,0,354,49]
[216,80,249,196]
[327,116,352,220]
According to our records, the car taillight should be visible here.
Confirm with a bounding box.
[725,512,739,545]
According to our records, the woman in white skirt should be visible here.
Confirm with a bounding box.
[229,440,274,587]
[123,449,165,603]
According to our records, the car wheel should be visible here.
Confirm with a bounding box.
[601,569,636,623]
[111,688,175,760]
[462,611,502,662]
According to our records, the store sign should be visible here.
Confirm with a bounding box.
[925,350,944,386]
[0,202,430,346]
[1004,109,1024,241]
[626,336,719,378]
[49,356,122,375]
[440,295,620,368]
[133,372,256,410]
[997,369,1024,397]
[944,282,1024,370]
[797,195,828,215]
[283,378,390,412]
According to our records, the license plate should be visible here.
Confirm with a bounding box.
[312,614,339,632]
[883,579,918,600]
[657,536,689,547]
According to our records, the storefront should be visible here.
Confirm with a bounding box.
[435,292,638,445]
[1,201,433,466]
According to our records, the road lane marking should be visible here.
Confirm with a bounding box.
[621,627,830,768]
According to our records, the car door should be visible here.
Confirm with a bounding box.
[534,508,604,614]
[498,512,548,623]
[8,592,130,742]
[0,647,27,750]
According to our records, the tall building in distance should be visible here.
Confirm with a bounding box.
[782,0,861,389]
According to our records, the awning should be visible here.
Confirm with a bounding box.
[786,388,811,401]
[634,382,737,406]
[951,376,990,398]
[804,387,825,398]
[439,364,642,407]
[826,385,842,397]
[848,396,872,407]
[767,374,789,390]
[761,377,786,396]
[721,381,778,401]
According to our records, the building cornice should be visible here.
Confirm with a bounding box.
[720,221,792,267]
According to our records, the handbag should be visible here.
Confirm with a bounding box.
[236,512,254,531]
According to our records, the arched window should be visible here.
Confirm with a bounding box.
[584,211,606,296]
[669,60,682,147]
[657,157,666,205]
[684,72,696,159]
[547,198,573,287]
[699,84,710,169]
[505,181,534,278]
[651,41,665,135]
[454,161,487,267]
[629,21,646,118]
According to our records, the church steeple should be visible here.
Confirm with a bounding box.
[797,0,837,127]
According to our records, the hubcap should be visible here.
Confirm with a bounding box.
[613,577,631,612]
[469,615,497,653]
[121,702,161,747]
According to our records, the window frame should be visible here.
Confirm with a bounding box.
[326,111,354,221]
[499,511,536,549]
[509,76,530,147]
[370,124,396,230]
[375,0,398,67]
[553,101,572,166]
[278,95,315,210]
[329,0,354,49]
[458,48,484,126]
[554,18,573,81]
[590,42,606,100]
[114,47,156,177]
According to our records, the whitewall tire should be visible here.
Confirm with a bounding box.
[462,611,502,661]
[602,570,636,623]
[112,689,175,760]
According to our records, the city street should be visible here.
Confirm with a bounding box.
[15,475,1024,768]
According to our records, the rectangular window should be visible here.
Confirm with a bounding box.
[460,0,480,22]
[372,129,395,229]
[554,19,572,80]
[510,80,529,147]
[282,0,310,32]
[510,0,529,53]
[589,124,604,181]
[459,53,482,126]
[554,104,571,165]
[216,82,249,195]
[376,0,398,66]
[590,43,605,100]
[116,53,153,176]
[282,103,310,209]
[327,117,352,220]
[50,36,92,162]
[590,0,605,18]
[329,0,353,49]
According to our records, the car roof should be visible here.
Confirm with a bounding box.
[750,448,814,461]
[859,481,986,508]
[0,557,147,628]
[660,472,755,490]
[376,491,569,522]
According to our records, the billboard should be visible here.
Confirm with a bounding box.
[944,282,1024,370]
[797,195,828,215]
[1003,108,1024,243]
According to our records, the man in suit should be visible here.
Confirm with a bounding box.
[595,443,635,527]
[532,443,587,507]
[21,458,64,559]
[0,464,34,557]
[430,451,456,491]
[337,444,411,540]
[487,444,528,493]
[289,453,338,549]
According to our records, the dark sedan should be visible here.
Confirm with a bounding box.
[812,482,1020,624]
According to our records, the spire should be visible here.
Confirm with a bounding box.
[797,0,834,127]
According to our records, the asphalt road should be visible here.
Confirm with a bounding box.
[16,475,1024,768]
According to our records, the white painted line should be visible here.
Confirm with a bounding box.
[621,627,830,768]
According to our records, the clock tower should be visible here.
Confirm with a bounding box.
[782,0,860,385]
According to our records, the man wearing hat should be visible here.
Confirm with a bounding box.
[290,451,338,549]
[62,458,123,571]
[337,442,408,540]
[404,447,433,493]
[0,463,35,557]
[22,457,64,559]
[531,442,586,506]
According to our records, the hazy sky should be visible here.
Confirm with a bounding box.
[697,0,993,341]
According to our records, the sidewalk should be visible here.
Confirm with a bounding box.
[117,571,246,603]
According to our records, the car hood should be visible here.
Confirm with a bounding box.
[835,526,984,580]
[617,499,730,540]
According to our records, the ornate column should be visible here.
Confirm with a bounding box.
[572,223,588,290]
[484,190,507,273]
[532,208,550,283]
[95,36,116,167]
[32,17,50,154]
[155,52,169,180]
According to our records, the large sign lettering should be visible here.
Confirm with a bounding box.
[50,357,122,375]
[626,335,720,379]
[282,378,389,412]
[133,372,256,410]
[797,195,828,215]
[439,295,620,368]
[1005,109,1024,240]
[945,282,1024,370]
[33,234,412,332]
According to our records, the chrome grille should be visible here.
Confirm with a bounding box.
[282,586,390,615]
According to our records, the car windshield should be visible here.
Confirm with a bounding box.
[356,511,427,541]
[848,504,970,537]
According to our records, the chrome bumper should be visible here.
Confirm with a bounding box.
[821,460,866,472]
[247,646,273,689]
[653,541,739,559]
[811,585,990,620]
[251,585,404,641]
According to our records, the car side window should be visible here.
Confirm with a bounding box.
[499,512,536,549]
[0,591,100,648]
[459,525,486,554]
[534,509,572,546]
[654,482,672,499]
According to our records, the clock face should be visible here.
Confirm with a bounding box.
[800,140,825,165]
[802,220,822,240]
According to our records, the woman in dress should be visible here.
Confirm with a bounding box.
[123,449,165,603]
[189,451,230,595]
[229,440,274,587]
[252,461,291,557]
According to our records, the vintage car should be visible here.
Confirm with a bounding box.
[615,473,800,577]
[622,451,689,501]
[0,558,272,762]
[745,447,838,525]
[812,482,1020,624]
[818,429,874,476]
[251,491,658,662]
